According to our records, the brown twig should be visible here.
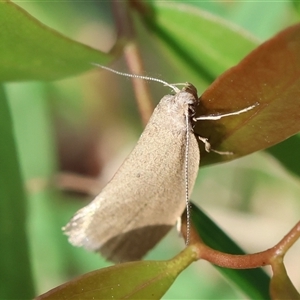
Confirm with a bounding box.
[111,1,154,126]
[182,214,300,269]
[54,172,102,197]
[196,243,273,269]
[201,221,300,269]
[123,42,154,125]
[270,220,300,259]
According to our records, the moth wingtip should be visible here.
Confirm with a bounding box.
[62,204,99,250]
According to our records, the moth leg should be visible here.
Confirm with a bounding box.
[176,216,182,235]
[192,103,258,155]
[197,135,233,155]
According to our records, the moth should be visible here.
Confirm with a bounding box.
[63,67,256,262]
[64,81,200,262]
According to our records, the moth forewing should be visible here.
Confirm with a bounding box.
[63,85,200,262]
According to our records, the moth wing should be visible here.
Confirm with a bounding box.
[64,94,200,262]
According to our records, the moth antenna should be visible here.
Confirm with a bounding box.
[92,63,180,93]
[184,110,191,245]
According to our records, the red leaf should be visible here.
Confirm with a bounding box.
[194,23,300,165]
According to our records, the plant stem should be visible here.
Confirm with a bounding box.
[186,218,300,270]
[197,243,273,269]
[270,220,300,258]
[112,1,154,126]
[123,42,154,125]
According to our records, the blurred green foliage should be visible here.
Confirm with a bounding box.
[1,1,299,299]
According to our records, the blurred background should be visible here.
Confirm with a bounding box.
[3,1,300,299]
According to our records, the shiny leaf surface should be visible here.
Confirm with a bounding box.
[0,1,113,82]
[35,247,196,300]
[192,23,300,165]
[140,2,258,87]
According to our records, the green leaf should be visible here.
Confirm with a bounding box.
[190,202,270,300]
[0,84,35,298]
[292,0,300,16]
[35,247,196,300]
[266,134,300,178]
[193,23,300,166]
[139,2,259,86]
[270,260,300,300]
[0,1,113,82]
[137,3,300,170]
